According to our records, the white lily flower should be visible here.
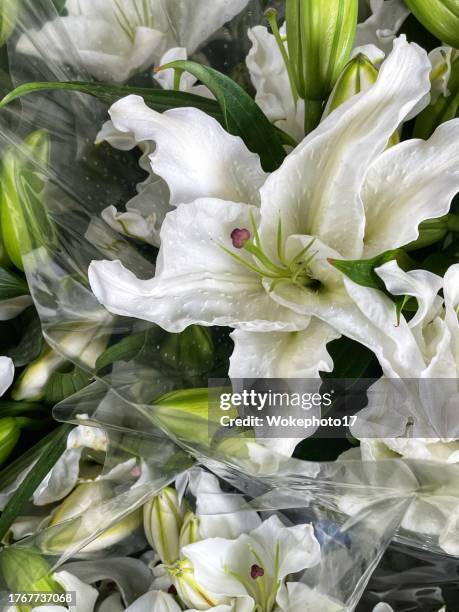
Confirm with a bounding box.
[16,0,250,84]
[177,515,321,611]
[276,582,344,612]
[1,423,107,515]
[0,356,14,397]
[354,0,410,55]
[340,262,459,554]
[88,37,459,388]
[98,44,213,245]
[0,295,33,321]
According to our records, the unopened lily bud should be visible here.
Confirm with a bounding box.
[405,215,459,251]
[143,486,185,565]
[12,326,110,401]
[0,546,63,596]
[324,53,379,117]
[405,0,459,49]
[170,559,227,610]
[285,0,358,101]
[43,482,142,554]
[1,130,57,271]
[179,511,200,548]
[0,0,18,46]
[160,325,214,373]
[0,417,20,466]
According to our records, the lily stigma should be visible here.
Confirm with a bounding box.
[221,214,321,292]
[225,542,281,612]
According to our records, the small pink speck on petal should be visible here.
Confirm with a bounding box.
[231,228,250,249]
[131,465,141,477]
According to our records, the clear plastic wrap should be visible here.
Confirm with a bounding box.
[0,1,457,610]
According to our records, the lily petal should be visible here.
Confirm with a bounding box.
[124,590,181,612]
[259,36,431,260]
[375,261,443,329]
[0,356,14,397]
[161,0,250,55]
[246,25,304,142]
[229,319,339,378]
[106,96,267,207]
[444,265,459,359]
[363,120,459,257]
[89,199,309,333]
[52,571,99,612]
[355,0,410,55]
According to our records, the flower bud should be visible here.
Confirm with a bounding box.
[0,0,18,46]
[285,0,359,101]
[42,482,142,554]
[323,52,379,117]
[170,559,227,610]
[160,325,214,373]
[143,487,185,565]
[0,417,20,466]
[405,0,459,49]
[405,215,459,251]
[1,130,57,271]
[0,546,63,595]
[179,511,200,548]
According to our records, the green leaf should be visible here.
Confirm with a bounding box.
[0,426,59,490]
[0,81,224,121]
[328,249,401,291]
[0,401,49,419]
[329,249,415,323]
[159,60,286,171]
[43,367,93,405]
[96,327,164,371]
[0,424,72,541]
[0,266,28,300]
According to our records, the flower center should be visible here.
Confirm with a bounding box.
[114,0,154,41]
[221,214,320,291]
[224,542,281,612]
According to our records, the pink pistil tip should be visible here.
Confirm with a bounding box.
[231,228,251,248]
[131,465,141,477]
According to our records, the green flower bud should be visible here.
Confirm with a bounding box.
[0,546,63,612]
[0,0,18,46]
[0,417,20,466]
[179,511,200,548]
[160,325,214,373]
[143,486,185,564]
[324,53,379,116]
[152,388,254,457]
[324,52,400,146]
[285,0,359,101]
[405,214,459,251]
[169,559,225,610]
[1,130,57,271]
[42,482,142,554]
[405,0,459,49]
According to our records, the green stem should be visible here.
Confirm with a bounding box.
[304,98,323,134]
[265,8,298,107]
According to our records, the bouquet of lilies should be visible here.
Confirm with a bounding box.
[0,0,458,609]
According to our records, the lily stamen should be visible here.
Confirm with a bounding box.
[220,218,319,290]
